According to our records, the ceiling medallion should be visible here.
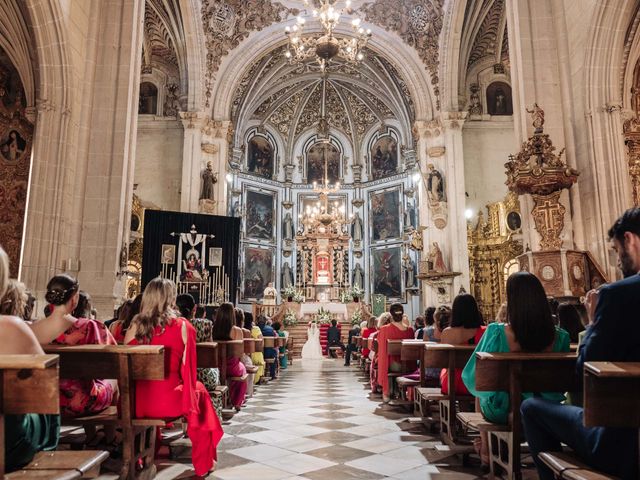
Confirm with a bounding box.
[284,0,371,71]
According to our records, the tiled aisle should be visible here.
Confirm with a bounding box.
[208,359,484,480]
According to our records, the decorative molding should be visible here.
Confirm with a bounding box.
[467,0,504,68]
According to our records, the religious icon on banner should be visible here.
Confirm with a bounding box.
[161,244,175,264]
[208,247,222,267]
[170,225,214,283]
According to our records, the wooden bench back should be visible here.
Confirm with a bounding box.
[243,338,256,354]
[475,352,578,393]
[400,340,430,362]
[43,345,165,380]
[387,339,403,356]
[196,342,219,369]
[0,354,61,475]
[584,361,640,428]
[263,337,276,348]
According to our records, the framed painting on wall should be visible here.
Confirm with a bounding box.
[244,187,276,242]
[241,244,274,301]
[370,135,398,180]
[247,135,275,179]
[369,186,403,242]
[306,141,340,185]
[370,245,403,300]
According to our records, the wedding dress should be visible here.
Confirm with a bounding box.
[301,323,323,360]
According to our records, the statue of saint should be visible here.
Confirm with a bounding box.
[200,161,217,201]
[409,226,425,251]
[526,103,545,131]
[352,263,364,289]
[428,242,447,273]
[263,282,278,306]
[427,164,445,204]
[404,256,416,288]
[283,213,294,240]
[351,212,363,244]
[282,262,293,289]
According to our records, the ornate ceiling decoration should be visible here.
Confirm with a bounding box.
[200,0,299,107]
[144,5,178,71]
[142,0,186,78]
[467,0,504,68]
[358,0,444,107]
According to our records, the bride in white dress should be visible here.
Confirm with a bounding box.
[301,322,324,360]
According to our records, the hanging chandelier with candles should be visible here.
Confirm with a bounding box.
[285,0,372,71]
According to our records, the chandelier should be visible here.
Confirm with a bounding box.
[285,0,371,71]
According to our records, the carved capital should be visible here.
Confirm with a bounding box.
[179,111,208,129]
[440,111,468,130]
[36,98,55,113]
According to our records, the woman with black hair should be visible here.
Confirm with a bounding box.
[557,303,585,343]
[462,272,570,464]
[109,294,142,343]
[30,274,117,418]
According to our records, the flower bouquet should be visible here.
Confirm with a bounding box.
[283,310,298,327]
[316,307,333,325]
[351,308,363,326]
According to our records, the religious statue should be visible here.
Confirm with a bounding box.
[526,103,545,132]
[468,84,482,116]
[199,161,218,201]
[428,242,447,274]
[403,203,415,231]
[351,212,363,244]
[427,164,445,204]
[232,201,242,218]
[283,212,294,240]
[263,282,278,306]
[352,263,364,289]
[163,83,179,117]
[404,255,416,288]
[282,262,293,289]
[409,226,426,251]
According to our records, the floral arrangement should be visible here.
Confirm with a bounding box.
[351,308,363,326]
[283,285,304,303]
[316,307,333,324]
[283,310,298,327]
[341,286,364,303]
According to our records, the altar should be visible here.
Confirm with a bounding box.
[299,302,348,317]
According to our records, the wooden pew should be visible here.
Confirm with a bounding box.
[423,344,475,448]
[540,361,640,480]
[214,340,244,386]
[262,336,278,375]
[43,345,164,480]
[384,340,418,406]
[0,354,109,480]
[466,352,578,480]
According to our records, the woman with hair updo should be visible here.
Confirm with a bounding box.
[0,246,60,472]
[0,279,29,318]
[30,274,117,418]
[124,277,223,476]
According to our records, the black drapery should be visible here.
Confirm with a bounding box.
[142,210,240,304]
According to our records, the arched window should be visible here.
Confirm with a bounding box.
[503,258,520,283]
[486,81,513,116]
[138,82,158,114]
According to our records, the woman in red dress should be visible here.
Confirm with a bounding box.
[124,278,223,476]
[30,275,117,417]
[211,302,247,411]
[376,303,415,403]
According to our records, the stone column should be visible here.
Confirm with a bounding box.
[179,111,208,213]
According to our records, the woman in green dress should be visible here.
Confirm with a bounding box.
[462,272,570,462]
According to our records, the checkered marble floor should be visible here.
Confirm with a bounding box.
[205,359,489,480]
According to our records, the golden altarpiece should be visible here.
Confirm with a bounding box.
[467,192,523,321]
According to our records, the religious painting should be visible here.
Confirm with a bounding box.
[247,135,274,179]
[242,245,274,301]
[245,188,275,242]
[371,246,403,299]
[0,129,27,163]
[306,141,340,185]
[369,187,402,242]
[486,81,513,116]
[138,81,158,114]
[370,136,398,179]
[208,247,222,267]
[161,244,175,265]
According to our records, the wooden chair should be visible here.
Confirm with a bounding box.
[0,354,109,480]
[385,339,418,407]
[465,352,578,480]
[539,361,640,480]
[263,337,277,379]
[43,345,165,480]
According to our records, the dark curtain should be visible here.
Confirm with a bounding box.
[142,210,240,304]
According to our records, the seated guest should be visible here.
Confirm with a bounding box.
[0,246,60,472]
[361,314,377,360]
[462,272,569,464]
[245,313,265,385]
[557,303,585,343]
[522,208,640,480]
[377,303,415,403]
[236,308,257,396]
[421,307,437,341]
[124,277,223,476]
[176,294,222,420]
[413,316,426,339]
[258,315,278,380]
[370,312,392,393]
[273,321,288,370]
[344,321,360,366]
[440,294,486,395]
[212,303,247,411]
[72,291,92,319]
[30,274,118,418]
[109,294,142,343]
[326,319,345,358]
[0,279,29,318]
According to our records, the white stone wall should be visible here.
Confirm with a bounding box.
[135,117,183,211]
[463,121,516,216]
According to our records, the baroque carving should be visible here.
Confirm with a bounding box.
[201,0,298,106]
[359,0,444,107]
[623,116,640,206]
[467,0,504,67]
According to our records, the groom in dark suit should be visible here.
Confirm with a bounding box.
[326,319,345,358]
[521,208,640,480]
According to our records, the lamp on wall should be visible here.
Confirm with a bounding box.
[284,0,371,71]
